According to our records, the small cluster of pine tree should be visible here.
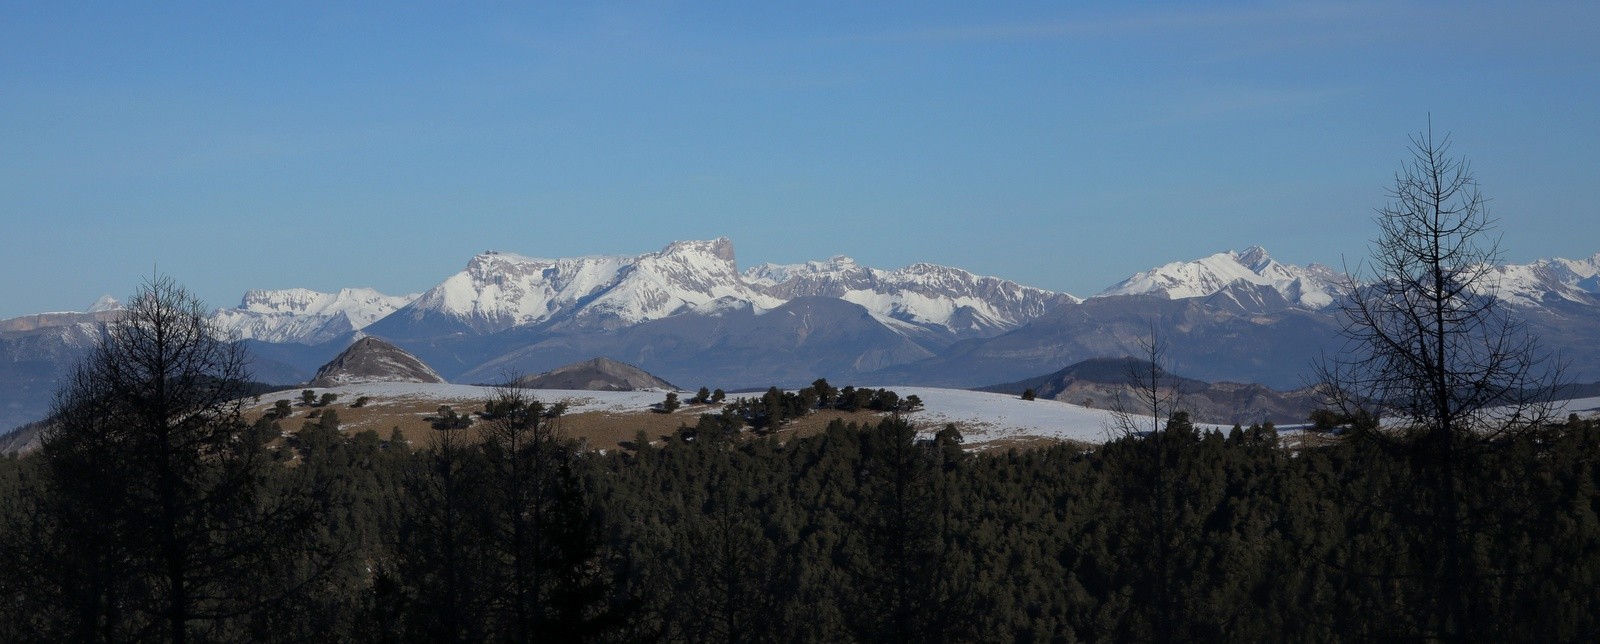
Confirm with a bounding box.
[705,379,922,432]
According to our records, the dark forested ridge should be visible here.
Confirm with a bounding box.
[4,409,1599,641]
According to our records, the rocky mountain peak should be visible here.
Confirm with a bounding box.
[1236,246,1273,272]
[1098,246,1339,311]
[86,295,122,313]
[661,237,736,262]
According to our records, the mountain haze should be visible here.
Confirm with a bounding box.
[511,357,675,391]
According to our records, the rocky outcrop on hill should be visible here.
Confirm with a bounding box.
[307,337,445,387]
[0,419,48,455]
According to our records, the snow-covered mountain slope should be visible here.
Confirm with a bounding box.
[1096,246,1342,310]
[1104,246,1600,313]
[371,239,1066,342]
[746,256,1074,338]
[575,239,785,328]
[85,295,122,313]
[210,287,417,345]
[374,238,785,337]
[1482,253,1600,307]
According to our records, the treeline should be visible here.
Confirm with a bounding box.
[4,408,1599,641]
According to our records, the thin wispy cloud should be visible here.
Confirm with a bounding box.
[875,3,1382,45]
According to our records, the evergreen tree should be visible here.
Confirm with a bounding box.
[848,417,974,642]
[22,277,326,642]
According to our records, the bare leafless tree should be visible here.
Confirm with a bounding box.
[1318,124,1561,445]
[1108,323,1183,439]
[1315,123,1565,639]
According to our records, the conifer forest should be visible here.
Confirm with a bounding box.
[4,384,1600,641]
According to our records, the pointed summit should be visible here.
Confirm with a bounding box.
[86,295,122,313]
[1098,246,1339,310]
[1236,246,1273,272]
[308,337,445,387]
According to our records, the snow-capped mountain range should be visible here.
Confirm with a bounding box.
[363,238,1068,343]
[746,256,1076,337]
[50,241,1600,347]
[1097,245,1343,310]
[374,239,784,337]
[5,239,1598,434]
[1482,253,1600,308]
[211,287,419,345]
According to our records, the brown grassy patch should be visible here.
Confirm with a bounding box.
[243,394,1069,453]
[248,396,762,452]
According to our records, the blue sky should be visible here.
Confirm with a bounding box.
[3,1,1597,318]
